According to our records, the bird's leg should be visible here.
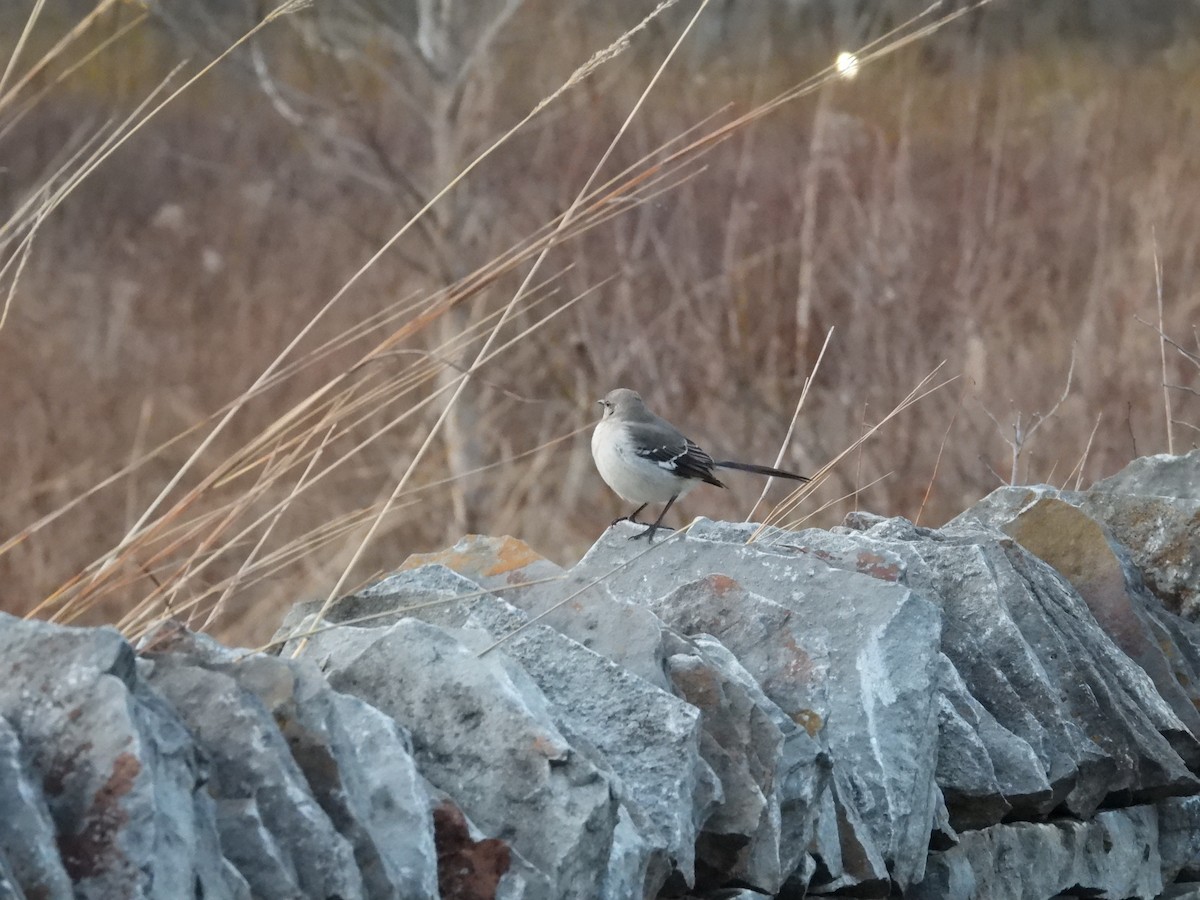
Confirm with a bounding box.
[631,495,677,543]
[611,502,648,528]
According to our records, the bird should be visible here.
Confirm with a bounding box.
[591,388,810,542]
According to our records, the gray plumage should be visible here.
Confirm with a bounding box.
[591,388,809,541]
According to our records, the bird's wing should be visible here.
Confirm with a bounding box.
[634,434,724,486]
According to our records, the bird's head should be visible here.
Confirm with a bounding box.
[597,388,645,420]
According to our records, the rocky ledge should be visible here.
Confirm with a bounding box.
[3,451,1200,899]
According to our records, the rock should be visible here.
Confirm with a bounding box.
[456,590,717,894]
[140,640,363,900]
[1158,884,1200,900]
[296,617,619,900]
[911,806,1164,900]
[237,663,438,898]
[400,533,566,591]
[577,520,942,892]
[342,555,806,894]
[143,623,441,898]
[932,653,1050,829]
[470,619,716,893]
[640,575,838,888]
[298,545,830,895]
[405,535,676,691]
[956,452,1200,620]
[275,559,508,640]
[1089,454,1200,618]
[288,566,712,895]
[0,614,247,900]
[1161,797,1200,885]
[0,715,72,900]
[795,515,1199,819]
[0,852,22,900]
[681,634,795,892]
[1093,450,1200,500]
[999,497,1200,756]
[951,488,1200,762]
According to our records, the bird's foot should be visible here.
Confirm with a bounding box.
[628,523,675,543]
[610,514,642,527]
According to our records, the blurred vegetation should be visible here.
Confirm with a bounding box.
[1,0,1198,645]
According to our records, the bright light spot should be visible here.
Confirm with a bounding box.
[835,51,859,80]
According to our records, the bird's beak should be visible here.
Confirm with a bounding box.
[595,399,603,406]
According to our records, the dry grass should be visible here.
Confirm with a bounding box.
[1,1,1198,647]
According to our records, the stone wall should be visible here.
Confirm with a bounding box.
[2,451,1200,899]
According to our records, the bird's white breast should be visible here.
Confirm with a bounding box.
[592,418,694,503]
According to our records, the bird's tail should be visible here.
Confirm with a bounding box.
[715,460,810,482]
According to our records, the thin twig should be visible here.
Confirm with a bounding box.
[982,345,1075,484]
[916,379,968,525]
[771,471,893,535]
[1153,231,1173,453]
[0,0,47,102]
[744,326,833,522]
[749,364,955,541]
[1066,413,1102,492]
[1133,315,1200,366]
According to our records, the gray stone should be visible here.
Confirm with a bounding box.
[634,571,875,894]
[393,536,677,692]
[520,649,706,885]
[359,557,801,893]
[1093,449,1200,500]
[1084,485,1200,620]
[143,650,363,899]
[957,454,1200,621]
[1141,605,1200,719]
[692,634,829,878]
[292,566,711,895]
[305,617,619,900]
[933,654,1051,829]
[1161,796,1200,885]
[683,634,794,892]
[274,559,501,641]
[0,715,71,900]
[278,548,676,694]
[602,804,657,900]
[577,522,942,891]
[911,806,1164,900]
[0,614,246,900]
[950,484,1074,532]
[0,854,24,900]
[208,647,440,900]
[999,497,1200,757]
[456,597,715,895]
[407,554,829,894]
[795,516,1199,818]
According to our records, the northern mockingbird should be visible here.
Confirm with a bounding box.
[592,388,810,542]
